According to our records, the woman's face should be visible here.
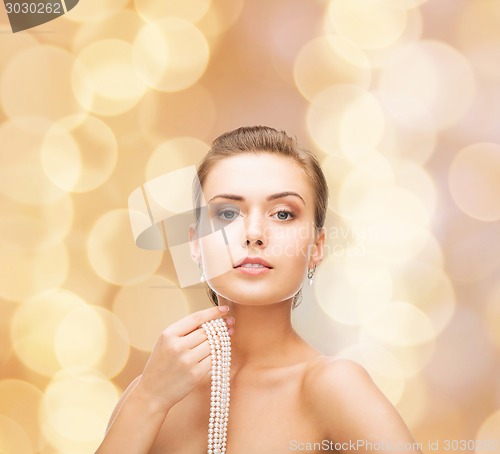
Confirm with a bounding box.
[191,152,324,306]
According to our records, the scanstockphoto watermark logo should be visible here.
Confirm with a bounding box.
[3,0,79,33]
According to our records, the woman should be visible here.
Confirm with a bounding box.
[97,126,422,453]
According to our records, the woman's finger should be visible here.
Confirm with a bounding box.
[179,328,207,349]
[188,340,211,364]
[181,317,234,347]
[168,305,229,337]
[196,355,213,377]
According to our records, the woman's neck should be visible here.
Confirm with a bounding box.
[218,297,318,372]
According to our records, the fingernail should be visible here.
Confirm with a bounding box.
[225,317,235,326]
[219,305,229,312]
[228,327,234,336]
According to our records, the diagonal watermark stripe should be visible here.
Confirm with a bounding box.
[128,166,242,288]
[3,0,79,33]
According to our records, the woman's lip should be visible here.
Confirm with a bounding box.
[234,257,273,268]
[234,266,272,275]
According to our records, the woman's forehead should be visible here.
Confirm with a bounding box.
[202,153,313,200]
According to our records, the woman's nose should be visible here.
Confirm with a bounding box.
[243,214,266,247]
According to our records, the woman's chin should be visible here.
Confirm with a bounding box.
[215,290,299,308]
[206,275,302,307]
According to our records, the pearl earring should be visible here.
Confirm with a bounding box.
[199,264,206,282]
[307,265,316,286]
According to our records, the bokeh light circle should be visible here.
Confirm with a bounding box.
[72,10,144,53]
[0,415,33,454]
[134,0,212,23]
[359,333,435,379]
[339,185,430,226]
[337,152,396,204]
[64,0,128,23]
[396,160,437,219]
[72,39,147,116]
[395,377,429,430]
[0,120,69,206]
[393,262,456,336]
[458,0,500,82]
[113,275,190,351]
[448,142,500,222]
[40,123,79,193]
[331,153,395,227]
[138,85,217,142]
[333,153,394,222]
[92,308,131,378]
[315,255,393,326]
[0,242,68,303]
[424,307,496,397]
[327,0,408,50]
[379,40,476,130]
[293,36,372,102]
[0,163,66,206]
[321,156,355,216]
[0,192,74,252]
[365,221,431,265]
[362,301,435,346]
[484,282,500,351]
[146,137,208,181]
[475,410,500,454]
[41,115,118,193]
[441,214,500,283]
[0,380,44,452]
[323,3,423,71]
[133,18,210,92]
[11,289,87,376]
[40,370,119,453]
[197,0,245,38]
[307,85,385,158]
[339,93,386,160]
[54,305,105,372]
[1,46,88,123]
[337,181,432,265]
[410,230,444,269]
[374,0,430,9]
[375,88,434,133]
[53,306,103,371]
[87,209,163,286]
[0,32,37,71]
[55,306,130,378]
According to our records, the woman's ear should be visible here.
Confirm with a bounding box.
[189,223,201,265]
[310,226,325,268]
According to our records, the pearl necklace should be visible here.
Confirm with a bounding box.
[201,318,231,454]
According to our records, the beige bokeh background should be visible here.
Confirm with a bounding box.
[1,0,500,452]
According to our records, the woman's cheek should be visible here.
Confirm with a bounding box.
[200,234,234,279]
[274,231,310,262]
[271,239,309,289]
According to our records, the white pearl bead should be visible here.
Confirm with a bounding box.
[202,318,231,454]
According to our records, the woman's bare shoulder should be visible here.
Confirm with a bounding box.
[301,357,421,452]
[302,356,376,410]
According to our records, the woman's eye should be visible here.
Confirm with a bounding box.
[217,210,239,221]
[273,210,294,221]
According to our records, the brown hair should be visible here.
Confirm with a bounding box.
[193,125,329,305]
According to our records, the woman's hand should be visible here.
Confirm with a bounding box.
[96,305,234,454]
[133,305,234,413]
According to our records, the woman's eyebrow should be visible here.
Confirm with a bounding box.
[208,191,306,206]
